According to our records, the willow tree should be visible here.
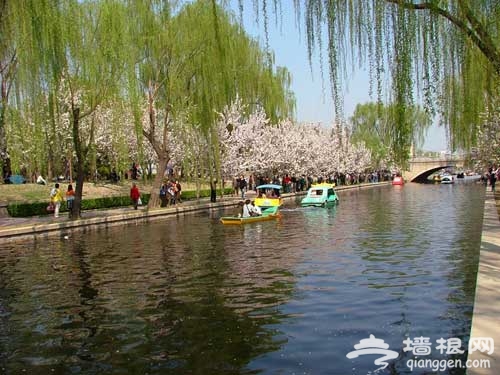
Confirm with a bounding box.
[127,0,295,207]
[172,0,295,196]
[13,0,129,218]
[241,0,500,165]
[125,0,179,208]
[350,102,431,168]
[0,0,17,182]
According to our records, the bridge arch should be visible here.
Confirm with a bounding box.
[409,165,455,183]
[403,157,463,182]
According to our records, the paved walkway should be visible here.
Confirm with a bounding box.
[468,191,500,374]
[0,195,243,241]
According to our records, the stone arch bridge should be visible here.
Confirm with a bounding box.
[403,157,465,183]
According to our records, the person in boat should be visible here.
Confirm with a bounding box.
[242,199,252,217]
[250,200,262,216]
[237,201,244,217]
[236,200,252,218]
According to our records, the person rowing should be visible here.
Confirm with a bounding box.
[250,200,262,216]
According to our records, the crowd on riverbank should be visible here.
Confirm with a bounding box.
[232,170,394,195]
[480,165,499,192]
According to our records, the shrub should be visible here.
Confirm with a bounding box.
[7,188,233,217]
[7,202,49,217]
[97,165,111,179]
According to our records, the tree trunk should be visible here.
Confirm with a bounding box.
[1,156,11,183]
[210,179,217,202]
[147,155,169,209]
[0,106,10,182]
[90,146,97,182]
[70,108,84,220]
[195,168,201,200]
[0,97,11,183]
[0,52,16,184]
[219,178,224,199]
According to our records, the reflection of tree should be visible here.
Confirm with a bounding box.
[148,297,287,373]
[140,216,295,373]
[0,215,299,373]
[0,238,101,372]
[72,239,99,340]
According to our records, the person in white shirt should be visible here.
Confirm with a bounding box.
[242,199,252,217]
[36,175,47,185]
[250,201,262,216]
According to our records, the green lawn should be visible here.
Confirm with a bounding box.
[0,180,218,205]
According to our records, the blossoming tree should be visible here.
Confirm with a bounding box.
[216,99,372,180]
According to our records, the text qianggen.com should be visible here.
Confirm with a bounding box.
[406,358,490,372]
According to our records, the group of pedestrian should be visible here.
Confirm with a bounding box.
[47,178,185,219]
[159,180,182,207]
[233,175,248,199]
[130,180,183,210]
[48,183,75,218]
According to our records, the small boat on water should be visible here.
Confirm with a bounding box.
[221,184,283,225]
[392,176,404,185]
[220,206,280,225]
[440,174,454,184]
[254,184,283,208]
[300,183,339,207]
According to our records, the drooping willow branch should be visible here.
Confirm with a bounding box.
[386,0,500,74]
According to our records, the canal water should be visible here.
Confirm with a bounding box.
[0,182,485,374]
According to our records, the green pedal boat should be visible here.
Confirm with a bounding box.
[300,183,339,207]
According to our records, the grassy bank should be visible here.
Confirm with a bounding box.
[1,181,234,217]
[0,180,217,204]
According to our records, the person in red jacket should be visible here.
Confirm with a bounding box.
[130,182,141,210]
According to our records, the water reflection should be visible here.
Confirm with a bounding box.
[0,183,485,374]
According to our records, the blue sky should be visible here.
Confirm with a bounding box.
[229,1,448,152]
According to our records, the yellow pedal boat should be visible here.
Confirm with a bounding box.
[254,184,283,208]
[220,206,280,225]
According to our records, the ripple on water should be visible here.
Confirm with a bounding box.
[0,183,485,374]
